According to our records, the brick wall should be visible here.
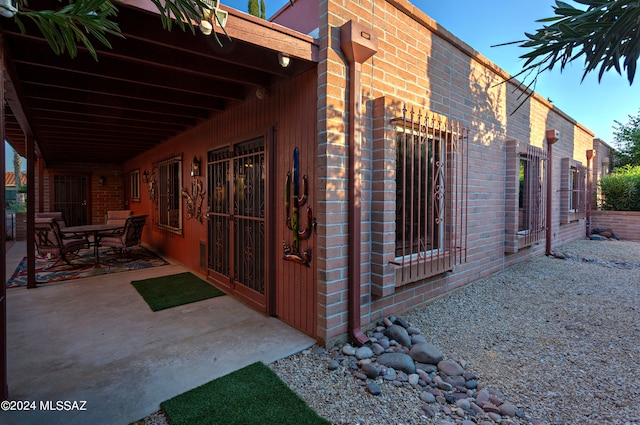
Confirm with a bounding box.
[591,211,640,241]
[317,0,596,345]
[38,162,126,224]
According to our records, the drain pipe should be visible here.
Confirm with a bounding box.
[340,20,378,346]
[585,149,595,238]
[545,129,559,256]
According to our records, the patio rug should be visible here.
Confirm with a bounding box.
[160,361,330,425]
[6,246,169,288]
[131,272,225,312]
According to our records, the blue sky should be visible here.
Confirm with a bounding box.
[6,0,639,170]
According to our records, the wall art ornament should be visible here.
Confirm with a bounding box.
[148,169,157,203]
[283,147,315,267]
[182,178,206,222]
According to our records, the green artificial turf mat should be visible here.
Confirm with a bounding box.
[131,272,225,311]
[160,361,331,425]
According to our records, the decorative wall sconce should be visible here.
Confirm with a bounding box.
[142,170,149,183]
[191,156,201,177]
[99,176,105,186]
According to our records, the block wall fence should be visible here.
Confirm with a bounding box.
[591,211,640,241]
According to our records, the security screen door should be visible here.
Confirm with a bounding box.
[207,137,266,311]
[52,174,89,226]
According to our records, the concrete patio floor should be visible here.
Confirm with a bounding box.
[1,241,315,425]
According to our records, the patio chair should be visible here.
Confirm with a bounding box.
[104,210,133,235]
[35,212,67,228]
[99,214,148,254]
[34,218,89,268]
[105,210,133,226]
[35,212,87,242]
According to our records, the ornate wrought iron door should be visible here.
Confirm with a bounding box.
[207,137,266,310]
[52,174,89,226]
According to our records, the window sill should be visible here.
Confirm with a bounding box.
[391,252,455,287]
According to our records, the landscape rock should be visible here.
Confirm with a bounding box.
[366,382,381,396]
[409,342,444,364]
[385,324,412,348]
[355,346,373,360]
[376,352,416,374]
[438,359,464,376]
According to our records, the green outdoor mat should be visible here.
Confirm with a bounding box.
[131,272,225,311]
[161,361,330,425]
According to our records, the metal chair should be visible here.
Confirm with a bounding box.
[99,215,148,254]
[104,210,133,235]
[34,218,88,268]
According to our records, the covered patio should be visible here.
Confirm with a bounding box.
[1,0,318,405]
[2,241,314,425]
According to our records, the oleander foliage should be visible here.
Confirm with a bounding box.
[599,165,640,211]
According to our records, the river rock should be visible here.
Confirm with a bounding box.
[385,324,412,348]
[342,344,356,356]
[370,343,384,356]
[393,317,410,328]
[438,359,464,376]
[376,352,416,374]
[421,391,436,403]
[411,334,428,344]
[499,401,517,417]
[367,382,381,396]
[355,346,374,360]
[361,363,379,379]
[409,342,444,364]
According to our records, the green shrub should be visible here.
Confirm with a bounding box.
[599,165,640,211]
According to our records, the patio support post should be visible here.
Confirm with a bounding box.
[1,39,8,400]
[26,136,35,288]
[545,130,559,256]
[585,149,595,238]
[340,20,378,346]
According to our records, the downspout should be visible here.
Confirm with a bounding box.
[340,20,378,345]
[585,149,595,238]
[545,129,559,256]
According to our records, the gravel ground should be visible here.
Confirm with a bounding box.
[137,239,640,425]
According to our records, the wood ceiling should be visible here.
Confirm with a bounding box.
[1,0,317,165]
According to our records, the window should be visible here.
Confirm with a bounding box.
[506,141,547,253]
[395,126,443,256]
[129,169,140,201]
[560,158,585,223]
[391,108,468,284]
[569,167,579,212]
[518,154,544,234]
[156,155,182,233]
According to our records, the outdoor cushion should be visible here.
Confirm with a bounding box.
[35,212,67,228]
[106,210,133,226]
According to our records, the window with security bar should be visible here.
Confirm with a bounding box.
[560,158,586,224]
[156,155,182,233]
[395,126,443,256]
[570,167,580,212]
[391,109,468,284]
[505,141,547,253]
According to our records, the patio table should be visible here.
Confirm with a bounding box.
[62,224,124,264]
